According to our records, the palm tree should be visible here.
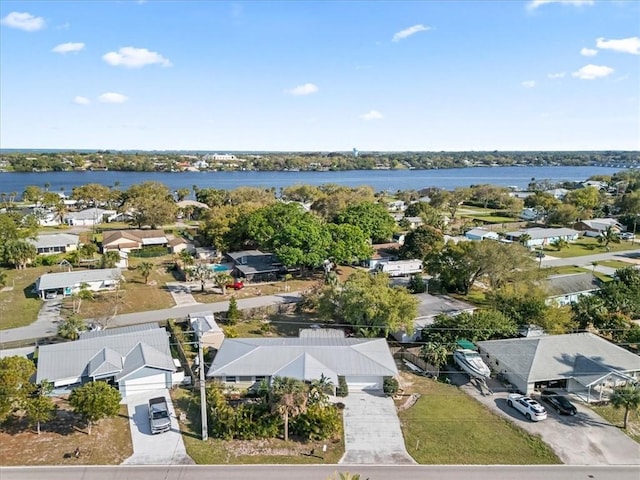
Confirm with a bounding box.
[421,342,450,377]
[178,249,195,267]
[308,373,334,406]
[137,261,154,284]
[66,249,81,267]
[213,271,232,295]
[610,383,640,430]
[551,238,568,251]
[72,282,93,314]
[57,315,87,340]
[100,250,121,268]
[270,376,308,442]
[598,226,621,252]
[518,233,532,247]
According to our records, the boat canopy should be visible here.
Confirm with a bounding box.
[456,339,477,350]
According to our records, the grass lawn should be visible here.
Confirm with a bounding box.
[171,387,345,464]
[544,238,640,258]
[591,404,640,444]
[542,265,587,276]
[450,288,490,308]
[0,401,132,466]
[0,266,48,330]
[597,260,635,270]
[397,372,560,465]
[464,215,517,224]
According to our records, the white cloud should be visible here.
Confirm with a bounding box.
[547,72,566,79]
[98,92,128,104]
[360,110,384,121]
[73,96,91,105]
[52,42,85,54]
[1,11,45,31]
[102,47,172,68]
[580,47,598,57]
[527,0,593,10]
[392,24,430,42]
[286,83,319,96]
[596,36,640,55]
[521,80,536,88]
[572,64,614,80]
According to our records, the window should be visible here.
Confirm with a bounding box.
[225,376,237,383]
[239,376,252,382]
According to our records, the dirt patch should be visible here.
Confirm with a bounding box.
[0,399,132,466]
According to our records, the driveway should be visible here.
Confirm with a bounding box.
[339,391,416,464]
[0,298,62,346]
[166,282,199,307]
[121,389,194,465]
[454,373,640,465]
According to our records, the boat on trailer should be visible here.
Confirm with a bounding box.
[453,348,491,379]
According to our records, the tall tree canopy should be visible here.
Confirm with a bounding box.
[121,181,177,228]
[334,201,395,243]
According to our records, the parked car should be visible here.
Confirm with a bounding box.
[226,280,244,290]
[540,390,577,415]
[618,232,635,241]
[507,393,548,421]
[44,290,58,299]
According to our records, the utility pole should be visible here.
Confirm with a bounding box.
[197,326,208,441]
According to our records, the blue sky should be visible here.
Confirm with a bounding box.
[1,0,638,151]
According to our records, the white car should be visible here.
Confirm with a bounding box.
[507,393,548,421]
[618,232,635,241]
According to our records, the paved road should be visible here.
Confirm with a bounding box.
[0,299,62,346]
[2,465,639,480]
[542,248,640,268]
[0,291,302,346]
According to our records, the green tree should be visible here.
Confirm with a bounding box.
[214,271,233,295]
[518,233,532,247]
[334,201,396,243]
[71,183,113,207]
[175,188,191,201]
[72,283,93,314]
[399,225,445,261]
[122,181,177,228]
[421,309,517,345]
[22,185,43,203]
[68,381,122,434]
[0,356,36,422]
[550,238,568,251]
[421,342,450,377]
[597,226,620,251]
[24,381,56,435]
[325,223,373,265]
[191,263,212,292]
[137,261,154,284]
[226,296,242,325]
[178,249,195,267]
[565,186,602,212]
[270,376,309,442]
[546,204,579,227]
[57,315,87,340]
[4,240,37,269]
[318,270,418,337]
[488,284,549,327]
[66,249,81,267]
[407,273,427,294]
[100,250,121,268]
[609,383,640,430]
[79,242,98,260]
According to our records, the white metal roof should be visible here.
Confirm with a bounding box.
[36,268,122,292]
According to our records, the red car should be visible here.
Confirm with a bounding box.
[226,280,244,290]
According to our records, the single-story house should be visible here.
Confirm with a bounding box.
[102,229,168,253]
[387,200,406,212]
[29,233,80,255]
[226,250,286,282]
[176,199,210,210]
[169,237,194,254]
[35,268,122,299]
[465,228,500,241]
[367,243,399,270]
[403,216,424,229]
[477,333,640,400]
[36,323,178,397]
[207,331,398,393]
[519,208,540,221]
[545,272,601,306]
[504,227,581,248]
[393,293,477,342]
[63,207,118,226]
[189,311,224,350]
[544,188,569,199]
[573,218,624,237]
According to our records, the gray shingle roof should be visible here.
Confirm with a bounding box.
[207,337,398,379]
[29,233,79,249]
[506,227,580,240]
[477,333,640,383]
[79,323,158,340]
[546,273,601,297]
[36,325,174,384]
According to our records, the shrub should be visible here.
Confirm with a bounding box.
[407,274,427,294]
[336,376,349,397]
[383,377,399,396]
[291,404,342,441]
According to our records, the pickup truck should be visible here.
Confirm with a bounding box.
[148,397,171,434]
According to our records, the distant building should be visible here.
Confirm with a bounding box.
[353,148,358,158]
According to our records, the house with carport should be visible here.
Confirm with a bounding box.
[101,229,168,253]
[477,333,640,402]
[35,268,122,299]
[465,228,500,241]
[207,330,398,393]
[36,323,178,398]
[29,233,80,255]
[63,207,118,226]
[504,227,580,248]
[573,218,624,238]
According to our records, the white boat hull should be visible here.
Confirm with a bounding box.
[454,349,491,379]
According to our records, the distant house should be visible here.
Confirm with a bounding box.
[387,200,406,212]
[189,311,224,350]
[392,293,477,343]
[544,188,569,199]
[504,227,581,248]
[176,199,210,210]
[519,208,540,221]
[573,218,624,238]
[477,333,640,400]
[367,243,399,271]
[102,229,168,253]
[35,268,122,299]
[207,331,398,393]
[403,216,424,229]
[169,237,194,254]
[465,228,500,241]
[63,207,118,226]
[226,250,286,282]
[29,233,80,255]
[546,272,601,306]
[36,323,177,397]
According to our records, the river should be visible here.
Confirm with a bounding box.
[0,166,623,196]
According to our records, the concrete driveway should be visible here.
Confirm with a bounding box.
[339,391,416,464]
[455,374,640,465]
[121,389,194,465]
[166,282,199,307]
[0,298,62,346]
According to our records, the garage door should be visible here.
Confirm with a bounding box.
[345,376,383,391]
[120,373,167,397]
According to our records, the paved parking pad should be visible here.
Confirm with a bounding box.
[340,391,416,464]
[122,390,194,465]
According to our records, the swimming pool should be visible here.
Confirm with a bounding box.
[208,264,230,272]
